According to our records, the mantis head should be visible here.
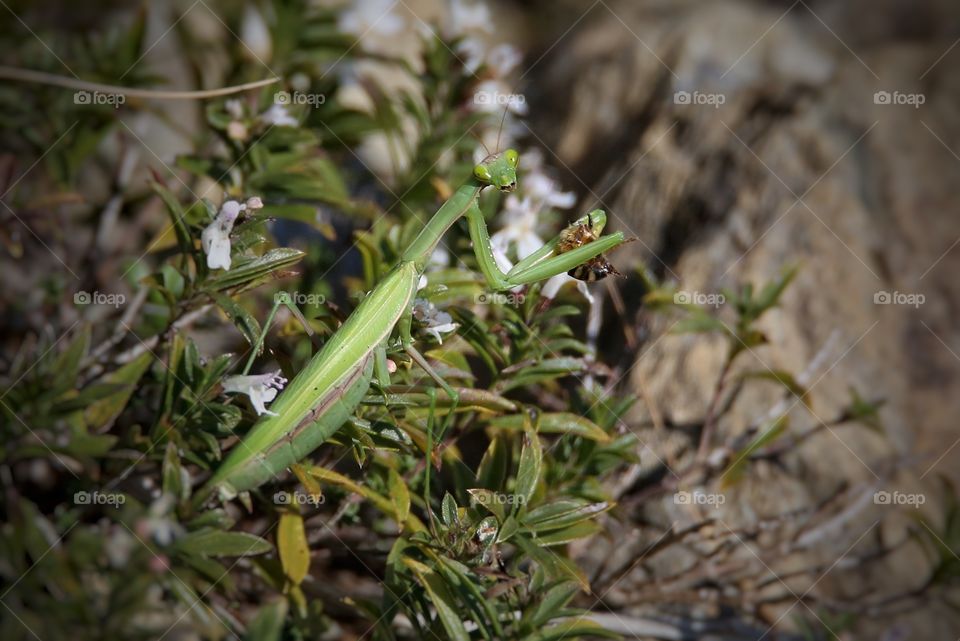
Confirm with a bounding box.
[473,149,519,192]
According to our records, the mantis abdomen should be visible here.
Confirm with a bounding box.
[203,262,419,499]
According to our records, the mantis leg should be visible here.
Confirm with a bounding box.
[399,305,459,438]
[465,202,625,290]
[373,343,391,389]
[509,209,609,276]
[405,344,459,441]
[405,344,459,407]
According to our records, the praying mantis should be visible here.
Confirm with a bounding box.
[196,149,626,503]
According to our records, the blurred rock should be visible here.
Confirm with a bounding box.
[525,0,960,636]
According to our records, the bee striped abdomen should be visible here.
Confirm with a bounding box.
[568,257,621,282]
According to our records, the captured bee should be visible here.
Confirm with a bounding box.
[557,214,624,282]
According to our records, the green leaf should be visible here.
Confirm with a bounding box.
[441,493,459,527]
[515,430,542,505]
[752,264,798,317]
[489,413,610,442]
[180,552,234,593]
[211,292,262,348]
[514,535,589,592]
[162,442,185,501]
[205,248,305,291]
[841,387,884,432]
[278,511,310,587]
[531,582,580,627]
[244,599,288,641]
[497,358,588,392]
[670,311,729,335]
[467,488,506,521]
[721,416,789,486]
[742,370,811,408]
[419,572,470,641]
[529,620,619,640]
[388,468,411,529]
[150,181,193,253]
[161,264,185,298]
[533,521,602,546]
[307,465,424,531]
[174,529,272,557]
[52,325,90,395]
[53,432,118,458]
[477,435,508,490]
[497,515,520,543]
[523,500,612,532]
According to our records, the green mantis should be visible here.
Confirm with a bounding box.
[196,149,625,503]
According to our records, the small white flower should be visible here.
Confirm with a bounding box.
[222,370,288,416]
[240,3,272,62]
[446,0,492,38]
[471,79,528,116]
[413,298,459,344]
[245,196,264,210]
[457,37,487,75]
[542,273,595,304]
[136,494,185,546]
[339,0,405,39]
[225,99,245,120]
[260,103,298,127]
[426,319,458,343]
[428,245,449,269]
[227,120,249,141]
[486,44,522,77]
[491,195,541,260]
[524,171,576,209]
[201,200,244,271]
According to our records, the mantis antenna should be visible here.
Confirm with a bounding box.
[494,104,510,153]
[469,127,491,156]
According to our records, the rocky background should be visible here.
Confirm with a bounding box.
[515,0,960,638]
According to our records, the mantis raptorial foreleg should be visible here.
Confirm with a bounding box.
[465,203,624,290]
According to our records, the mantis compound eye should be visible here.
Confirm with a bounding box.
[504,149,519,168]
[473,164,492,183]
